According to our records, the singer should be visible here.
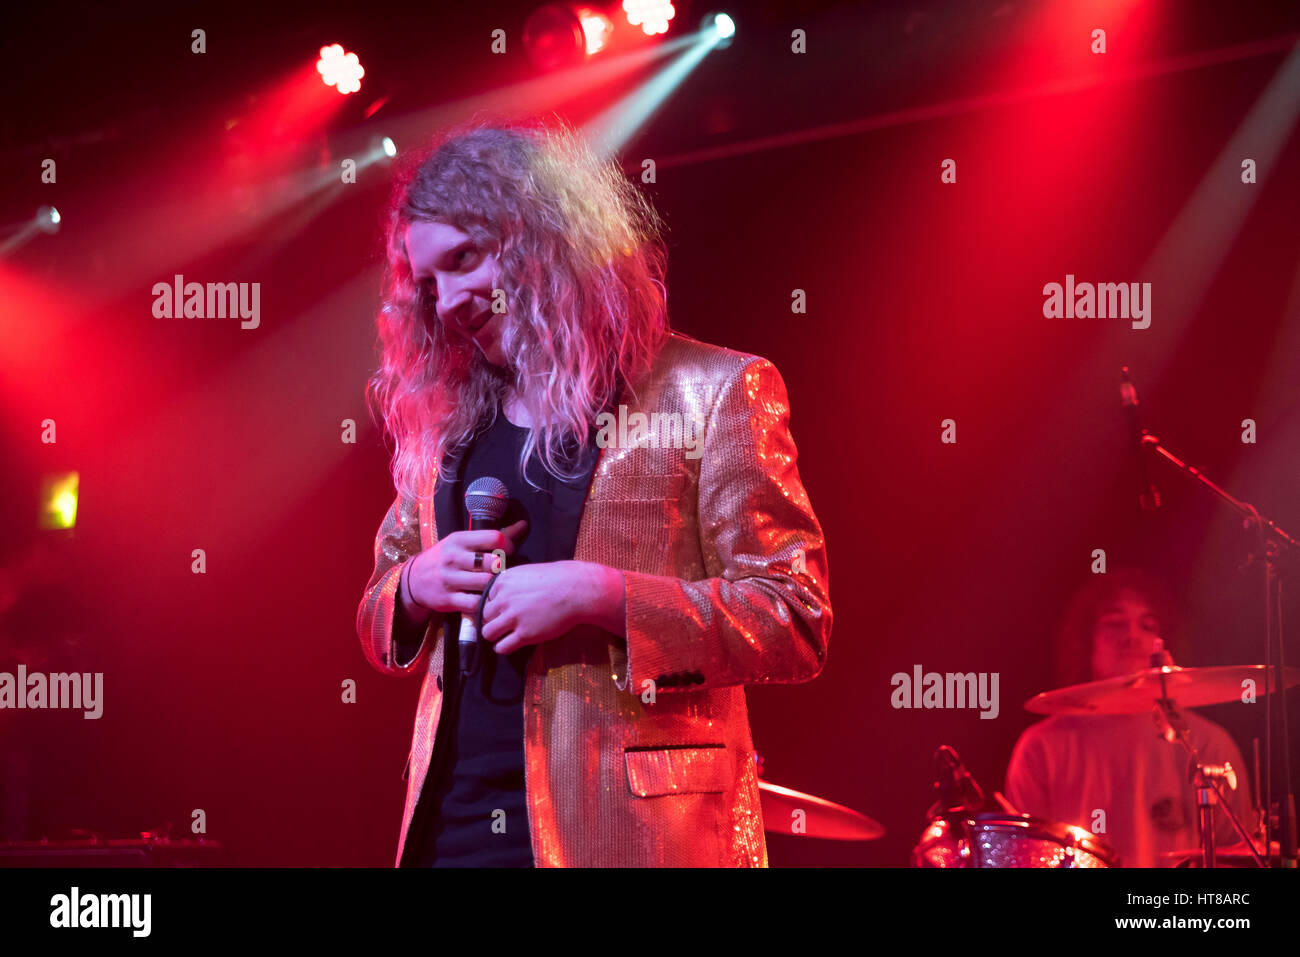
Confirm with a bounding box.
[355,121,832,867]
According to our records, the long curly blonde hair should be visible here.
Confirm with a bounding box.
[368,119,670,500]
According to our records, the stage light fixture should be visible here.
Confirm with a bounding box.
[36,205,61,234]
[700,11,734,47]
[381,136,397,157]
[523,5,587,70]
[578,8,614,54]
[316,43,365,94]
[623,0,675,36]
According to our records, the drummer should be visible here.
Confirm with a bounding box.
[1004,569,1257,867]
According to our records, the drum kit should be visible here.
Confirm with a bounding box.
[756,661,1300,867]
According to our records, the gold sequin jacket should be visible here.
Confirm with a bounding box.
[357,332,832,866]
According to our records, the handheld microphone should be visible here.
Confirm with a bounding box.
[1120,367,1162,511]
[459,477,508,669]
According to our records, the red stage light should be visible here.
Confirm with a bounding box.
[622,0,675,36]
[316,43,365,95]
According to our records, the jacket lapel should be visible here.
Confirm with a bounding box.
[571,381,633,561]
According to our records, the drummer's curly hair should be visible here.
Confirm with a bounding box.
[1054,568,1186,687]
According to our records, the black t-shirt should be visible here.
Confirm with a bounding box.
[408,408,591,867]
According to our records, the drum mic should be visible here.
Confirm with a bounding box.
[928,745,985,818]
[460,477,509,670]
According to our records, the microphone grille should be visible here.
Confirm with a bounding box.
[465,476,509,522]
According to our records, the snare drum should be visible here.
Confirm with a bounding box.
[912,812,1117,868]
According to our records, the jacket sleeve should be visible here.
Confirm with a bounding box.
[619,355,832,694]
[357,492,432,675]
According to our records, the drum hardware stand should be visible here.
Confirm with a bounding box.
[1152,682,1265,868]
[1141,427,1298,868]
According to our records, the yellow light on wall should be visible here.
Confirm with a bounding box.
[40,472,79,529]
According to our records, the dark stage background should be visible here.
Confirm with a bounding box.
[2,0,1298,865]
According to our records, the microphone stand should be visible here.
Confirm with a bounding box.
[1142,431,1298,867]
[1151,688,1265,867]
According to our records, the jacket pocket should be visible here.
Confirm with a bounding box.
[624,744,734,797]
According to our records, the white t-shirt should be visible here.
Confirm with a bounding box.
[1005,712,1256,867]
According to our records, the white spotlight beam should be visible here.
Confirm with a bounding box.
[583,28,726,159]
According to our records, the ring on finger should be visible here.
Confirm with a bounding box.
[473,552,484,572]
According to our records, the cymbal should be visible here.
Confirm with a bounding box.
[758,780,885,841]
[1025,665,1300,716]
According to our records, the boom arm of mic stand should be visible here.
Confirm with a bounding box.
[1143,432,1297,866]
[1143,434,1300,552]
